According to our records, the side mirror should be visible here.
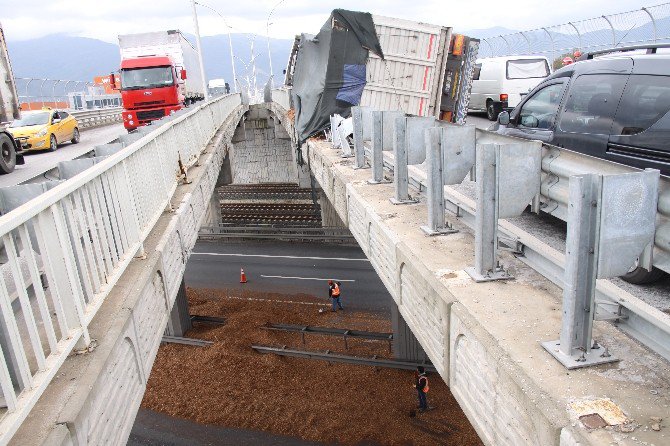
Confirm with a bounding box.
[497,111,510,126]
[520,115,539,128]
[180,69,187,80]
[52,118,61,124]
[109,73,117,89]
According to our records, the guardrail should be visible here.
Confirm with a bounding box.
[0,93,242,442]
[70,107,122,129]
[342,105,670,366]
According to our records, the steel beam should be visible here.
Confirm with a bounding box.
[252,345,436,372]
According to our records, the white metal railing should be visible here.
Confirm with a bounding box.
[0,93,242,442]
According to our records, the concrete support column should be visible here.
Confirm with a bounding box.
[320,192,346,228]
[203,192,221,228]
[165,279,192,337]
[392,303,428,362]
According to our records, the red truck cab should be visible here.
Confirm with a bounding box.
[114,56,187,131]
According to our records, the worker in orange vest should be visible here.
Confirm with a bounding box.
[328,280,343,312]
[414,366,430,411]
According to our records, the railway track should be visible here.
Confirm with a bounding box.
[218,183,321,226]
[218,183,313,200]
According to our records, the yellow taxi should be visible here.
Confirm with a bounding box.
[7,108,80,151]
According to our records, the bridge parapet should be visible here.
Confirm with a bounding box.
[272,95,670,445]
[0,93,244,443]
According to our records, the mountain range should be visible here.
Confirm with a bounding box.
[7,33,293,93]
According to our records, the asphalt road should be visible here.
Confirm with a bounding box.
[0,123,125,187]
[465,112,495,130]
[129,409,326,446]
[186,240,393,315]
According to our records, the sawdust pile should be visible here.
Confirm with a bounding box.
[142,288,483,446]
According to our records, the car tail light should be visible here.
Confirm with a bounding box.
[500,94,508,102]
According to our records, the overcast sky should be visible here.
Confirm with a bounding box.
[1,0,659,42]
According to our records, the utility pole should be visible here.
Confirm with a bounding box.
[190,0,209,101]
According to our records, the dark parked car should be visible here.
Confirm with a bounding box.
[494,44,670,284]
[494,44,670,177]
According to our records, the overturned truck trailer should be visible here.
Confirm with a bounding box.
[287,10,479,143]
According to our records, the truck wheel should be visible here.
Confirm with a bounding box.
[0,133,16,174]
[487,101,502,121]
[621,266,666,285]
[50,134,58,151]
[71,127,80,144]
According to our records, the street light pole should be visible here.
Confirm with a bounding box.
[266,0,286,89]
[194,1,238,93]
[190,0,209,101]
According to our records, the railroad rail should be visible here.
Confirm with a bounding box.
[252,345,436,371]
[218,183,314,200]
[221,202,321,226]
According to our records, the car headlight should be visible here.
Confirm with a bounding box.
[36,128,47,137]
[127,114,132,119]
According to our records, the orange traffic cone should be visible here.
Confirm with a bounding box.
[240,268,247,284]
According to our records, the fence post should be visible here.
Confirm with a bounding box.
[642,7,657,42]
[568,22,582,49]
[601,15,616,46]
[542,27,555,65]
[520,31,532,54]
[500,35,512,55]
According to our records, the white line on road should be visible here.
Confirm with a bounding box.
[193,252,369,262]
[261,275,356,282]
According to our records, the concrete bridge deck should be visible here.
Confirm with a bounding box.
[2,97,669,445]
[302,136,670,446]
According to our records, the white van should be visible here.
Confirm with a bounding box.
[469,56,551,120]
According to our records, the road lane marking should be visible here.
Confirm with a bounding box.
[260,275,356,282]
[193,252,369,262]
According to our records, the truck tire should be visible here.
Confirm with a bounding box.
[621,266,666,285]
[487,101,502,121]
[0,132,17,174]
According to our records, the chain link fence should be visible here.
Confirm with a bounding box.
[15,78,121,110]
[480,2,670,66]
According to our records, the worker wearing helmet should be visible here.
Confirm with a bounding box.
[414,366,430,411]
[328,280,343,312]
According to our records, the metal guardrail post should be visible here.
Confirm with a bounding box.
[421,127,455,235]
[422,124,477,235]
[542,169,659,369]
[368,111,388,184]
[352,106,368,169]
[390,117,417,205]
[466,141,541,282]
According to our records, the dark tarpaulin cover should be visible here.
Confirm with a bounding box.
[292,9,383,145]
